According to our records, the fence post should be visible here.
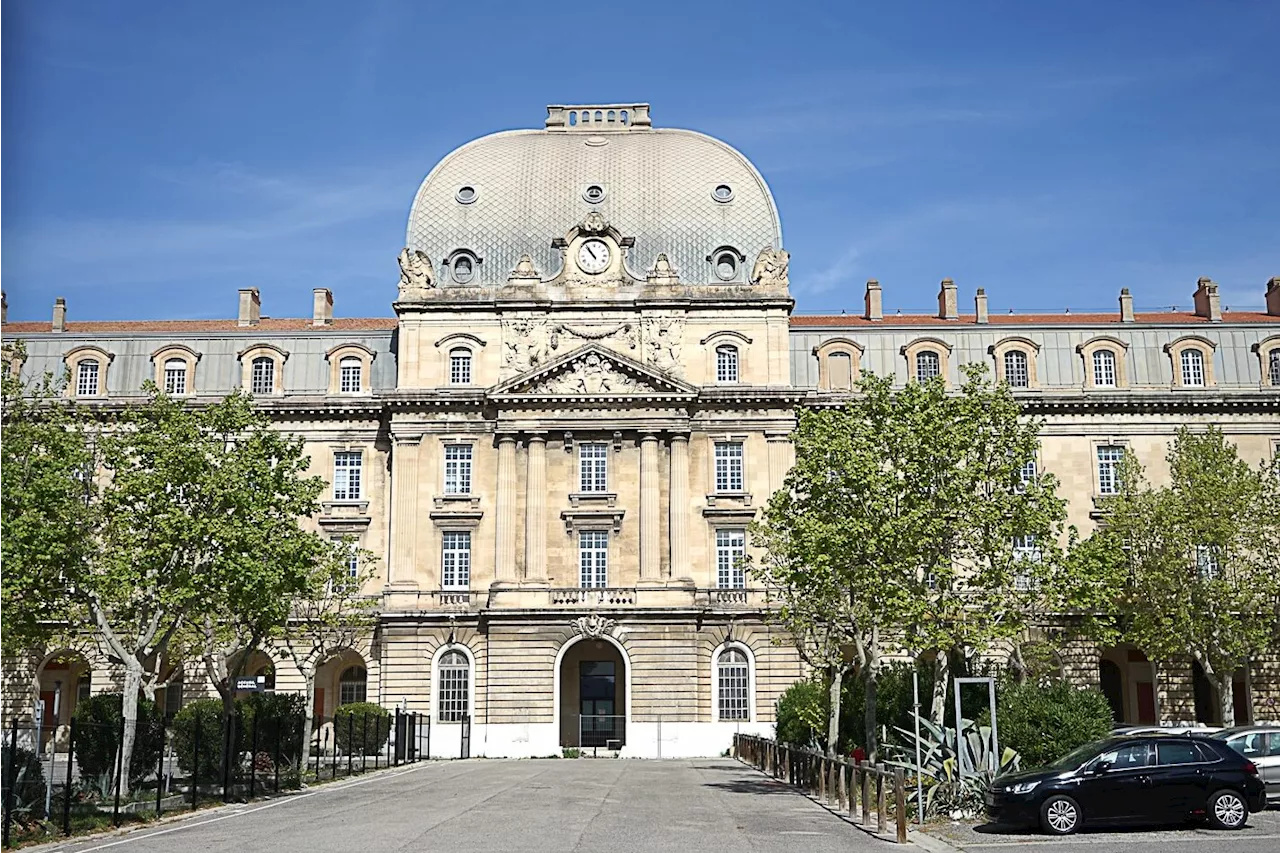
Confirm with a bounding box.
[250,719,260,797]
[63,717,76,836]
[827,758,837,807]
[393,710,400,768]
[895,767,908,844]
[861,761,871,826]
[425,715,431,761]
[221,712,232,803]
[3,718,18,848]
[113,713,124,826]
[848,763,857,819]
[876,763,887,835]
[330,729,337,781]
[192,718,200,811]
[361,714,368,774]
[837,759,846,811]
[156,728,165,817]
[346,714,354,776]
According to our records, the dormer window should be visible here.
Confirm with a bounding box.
[65,346,114,399]
[1270,350,1280,386]
[916,350,941,382]
[251,357,274,395]
[1181,349,1205,387]
[448,251,478,285]
[1093,350,1117,387]
[76,361,100,397]
[716,345,739,383]
[1003,351,1029,388]
[714,251,739,282]
[164,359,188,395]
[1164,336,1216,388]
[339,357,362,393]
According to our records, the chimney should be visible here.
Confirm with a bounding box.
[312,288,333,326]
[1,292,7,324]
[937,278,958,320]
[1119,288,1135,323]
[974,288,989,324]
[1192,277,1221,322]
[1267,277,1280,316]
[238,288,261,327]
[52,298,67,333]
[864,279,883,321]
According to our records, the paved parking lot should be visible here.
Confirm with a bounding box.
[921,804,1280,853]
[33,758,890,853]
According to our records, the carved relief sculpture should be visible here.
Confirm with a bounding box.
[750,245,790,286]
[579,211,608,235]
[548,322,638,353]
[646,253,680,286]
[502,314,548,374]
[397,248,436,300]
[643,315,684,375]
[544,353,639,394]
[572,614,617,639]
[508,253,541,284]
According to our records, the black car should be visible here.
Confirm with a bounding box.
[984,734,1267,835]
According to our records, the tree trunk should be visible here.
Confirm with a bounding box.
[1217,673,1235,728]
[930,651,950,727]
[119,664,143,799]
[864,653,879,762]
[1010,643,1028,685]
[1151,659,1165,726]
[300,665,317,772]
[826,666,842,757]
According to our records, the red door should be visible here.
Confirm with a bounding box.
[313,688,325,723]
[1136,681,1156,724]
[40,691,57,727]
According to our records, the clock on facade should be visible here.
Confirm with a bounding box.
[576,239,611,274]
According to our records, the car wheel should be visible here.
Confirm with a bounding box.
[1039,795,1081,835]
[1207,789,1247,830]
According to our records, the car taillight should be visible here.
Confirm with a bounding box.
[1243,760,1258,776]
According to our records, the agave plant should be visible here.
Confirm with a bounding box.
[885,714,1021,820]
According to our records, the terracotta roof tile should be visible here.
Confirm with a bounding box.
[789,311,1279,327]
[1,318,399,334]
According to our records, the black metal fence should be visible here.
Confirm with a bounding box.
[2,708,432,848]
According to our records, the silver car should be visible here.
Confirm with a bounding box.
[1211,726,1280,803]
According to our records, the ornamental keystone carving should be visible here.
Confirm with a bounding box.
[397,248,436,300]
[580,211,608,235]
[508,254,541,284]
[646,253,680,285]
[750,245,790,286]
[543,353,639,394]
[572,614,617,639]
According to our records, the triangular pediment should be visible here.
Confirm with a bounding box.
[490,343,698,399]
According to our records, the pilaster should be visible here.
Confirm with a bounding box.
[639,432,661,581]
[524,434,547,583]
[494,434,518,583]
[388,433,423,588]
[668,434,690,581]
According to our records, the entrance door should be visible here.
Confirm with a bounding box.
[579,661,617,747]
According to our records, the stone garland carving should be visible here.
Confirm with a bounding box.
[572,614,617,639]
[543,353,639,394]
[643,315,684,376]
[397,248,436,301]
[502,314,549,374]
[549,322,637,353]
[750,245,790,286]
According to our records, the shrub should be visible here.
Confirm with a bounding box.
[775,679,827,748]
[983,680,1114,769]
[239,692,306,766]
[332,703,390,755]
[1,745,47,819]
[171,699,227,779]
[72,693,165,786]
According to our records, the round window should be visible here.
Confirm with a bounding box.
[452,256,475,284]
[714,252,738,281]
[455,186,477,204]
[712,184,734,203]
[583,184,606,203]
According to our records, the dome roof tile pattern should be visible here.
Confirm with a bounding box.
[405,124,783,286]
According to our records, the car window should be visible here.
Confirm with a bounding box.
[1227,733,1265,757]
[1096,742,1152,769]
[1266,732,1280,755]
[1157,741,1203,766]
[1193,741,1221,763]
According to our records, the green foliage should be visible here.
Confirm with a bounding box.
[238,692,307,765]
[980,681,1113,769]
[775,679,828,748]
[1,745,47,819]
[333,703,390,755]
[886,714,1021,819]
[72,693,165,785]
[171,699,226,779]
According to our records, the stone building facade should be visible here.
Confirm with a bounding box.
[4,103,1279,755]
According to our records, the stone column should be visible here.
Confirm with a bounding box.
[639,433,661,582]
[524,434,547,582]
[668,434,690,581]
[389,433,423,587]
[494,434,518,583]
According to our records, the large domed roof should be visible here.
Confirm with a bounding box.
[405,104,783,286]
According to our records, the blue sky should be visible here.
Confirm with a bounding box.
[3,1,1277,322]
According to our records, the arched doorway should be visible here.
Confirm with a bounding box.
[556,637,628,750]
[1098,644,1155,724]
[37,652,92,750]
[1098,659,1124,723]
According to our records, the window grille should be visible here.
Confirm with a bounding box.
[714,442,744,492]
[444,445,472,494]
[339,666,367,706]
[250,356,275,395]
[579,530,609,588]
[1003,350,1030,387]
[717,648,750,721]
[1269,350,1280,386]
[449,349,472,385]
[1093,349,1117,387]
[76,361,99,396]
[916,350,941,382]
[579,443,609,492]
[437,651,469,722]
[164,359,187,395]
[333,451,362,501]
[441,531,471,588]
[716,529,747,589]
[339,357,362,393]
[1195,545,1221,579]
[1181,349,1205,386]
[1097,445,1124,495]
[716,345,739,383]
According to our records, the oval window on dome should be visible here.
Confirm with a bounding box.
[714,251,738,282]
[712,184,734,203]
[452,255,475,284]
[455,186,477,205]
[583,184,606,203]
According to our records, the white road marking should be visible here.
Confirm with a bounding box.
[960,834,1280,848]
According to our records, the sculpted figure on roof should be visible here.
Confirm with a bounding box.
[397,248,436,300]
[750,246,790,286]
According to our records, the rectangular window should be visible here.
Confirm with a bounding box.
[1097,445,1124,495]
[164,682,184,717]
[339,360,362,393]
[579,443,609,492]
[828,352,852,390]
[1093,350,1116,387]
[714,442,744,492]
[333,451,362,501]
[1003,351,1029,388]
[441,531,471,588]
[1195,544,1221,580]
[76,361,99,396]
[251,358,274,395]
[916,351,941,382]
[164,363,187,395]
[1181,349,1205,386]
[1270,351,1280,386]
[716,346,739,383]
[449,352,471,385]
[1017,458,1037,491]
[444,445,472,494]
[579,530,609,588]
[716,529,747,589]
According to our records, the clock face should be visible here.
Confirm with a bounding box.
[576,239,611,274]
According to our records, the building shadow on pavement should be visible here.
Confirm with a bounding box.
[701,779,798,795]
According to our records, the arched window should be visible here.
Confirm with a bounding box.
[449,348,472,385]
[76,360,100,397]
[163,358,188,395]
[339,357,362,394]
[1092,349,1117,387]
[915,350,941,382]
[827,352,853,390]
[1181,349,1205,387]
[437,651,470,722]
[1003,351,1030,388]
[715,345,739,383]
[716,648,751,721]
[1269,350,1280,386]
[250,356,275,395]
[339,666,366,706]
